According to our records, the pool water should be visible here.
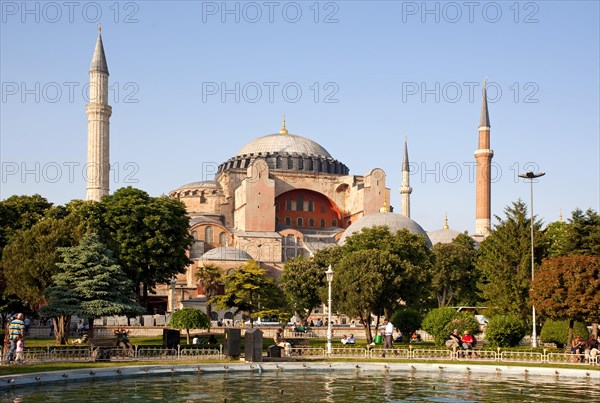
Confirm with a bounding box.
[2,370,598,402]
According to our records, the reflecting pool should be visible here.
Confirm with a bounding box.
[2,370,599,402]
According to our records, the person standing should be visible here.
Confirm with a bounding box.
[15,336,24,363]
[382,318,394,356]
[6,313,25,363]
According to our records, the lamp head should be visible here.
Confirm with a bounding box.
[325,265,334,283]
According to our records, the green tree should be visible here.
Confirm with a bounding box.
[485,315,527,347]
[540,319,590,348]
[211,260,283,327]
[0,194,53,321]
[430,233,479,307]
[39,234,143,344]
[280,257,325,321]
[530,255,600,346]
[1,214,81,305]
[196,264,223,323]
[333,249,388,342]
[391,308,422,341]
[169,307,211,344]
[477,200,544,322]
[0,194,52,252]
[100,187,193,308]
[561,209,600,256]
[421,307,460,346]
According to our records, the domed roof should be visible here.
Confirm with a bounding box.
[236,132,332,158]
[338,212,432,247]
[201,247,252,261]
[176,180,221,190]
[427,228,462,245]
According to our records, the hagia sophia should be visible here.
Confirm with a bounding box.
[85,28,493,316]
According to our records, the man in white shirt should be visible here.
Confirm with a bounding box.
[383,318,394,351]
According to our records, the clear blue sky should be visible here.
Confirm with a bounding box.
[1,1,599,233]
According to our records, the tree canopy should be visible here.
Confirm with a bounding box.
[430,233,479,307]
[169,307,211,344]
[530,255,600,344]
[211,260,285,327]
[280,256,325,321]
[39,233,143,344]
[476,200,544,322]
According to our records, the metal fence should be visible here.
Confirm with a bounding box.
[1,346,597,366]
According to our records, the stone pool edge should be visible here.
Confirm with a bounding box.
[0,362,598,390]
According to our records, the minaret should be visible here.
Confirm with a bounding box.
[399,137,412,218]
[86,25,112,201]
[474,80,493,235]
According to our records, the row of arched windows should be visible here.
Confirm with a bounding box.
[192,227,228,246]
[276,217,338,228]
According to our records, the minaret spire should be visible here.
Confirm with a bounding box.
[400,136,412,218]
[479,79,490,128]
[474,79,494,235]
[86,28,112,201]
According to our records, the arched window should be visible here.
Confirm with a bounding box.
[320,219,326,228]
[309,218,315,227]
[297,217,303,227]
[219,232,227,247]
[276,156,282,169]
[286,199,292,211]
[298,158,304,170]
[205,226,214,243]
[307,159,313,171]
[285,217,291,226]
[287,156,293,169]
[308,200,314,212]
[275,216,280,226]
[296,195,304,211]
[332,219,338,227]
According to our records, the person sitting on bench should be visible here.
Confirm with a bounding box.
[274,328,291,357]
[461,330,477,358]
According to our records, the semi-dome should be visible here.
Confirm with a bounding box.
[218,119,349,175]
[201,247,252,261]
[339,212,432,247]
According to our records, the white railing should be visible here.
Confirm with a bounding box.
[4,346,597,366]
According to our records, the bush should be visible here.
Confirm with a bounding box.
[485,315,527,347]
[169,308,211,344]
[422,308,479,346]
[540,319,589,348]
[391,308,422,340]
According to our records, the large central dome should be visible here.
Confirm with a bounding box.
[236,132,332,158]
[218,119,349,175]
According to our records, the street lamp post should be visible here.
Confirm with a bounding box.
[518,170,545,348]
[325,265,334,355]
[169,277,177,313]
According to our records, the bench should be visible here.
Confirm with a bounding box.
[90,338,133,360]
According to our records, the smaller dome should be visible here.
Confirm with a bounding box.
[339,212,432,247]
[177,180,221,190]
[427,228,463,245]
[201,247,252,261]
